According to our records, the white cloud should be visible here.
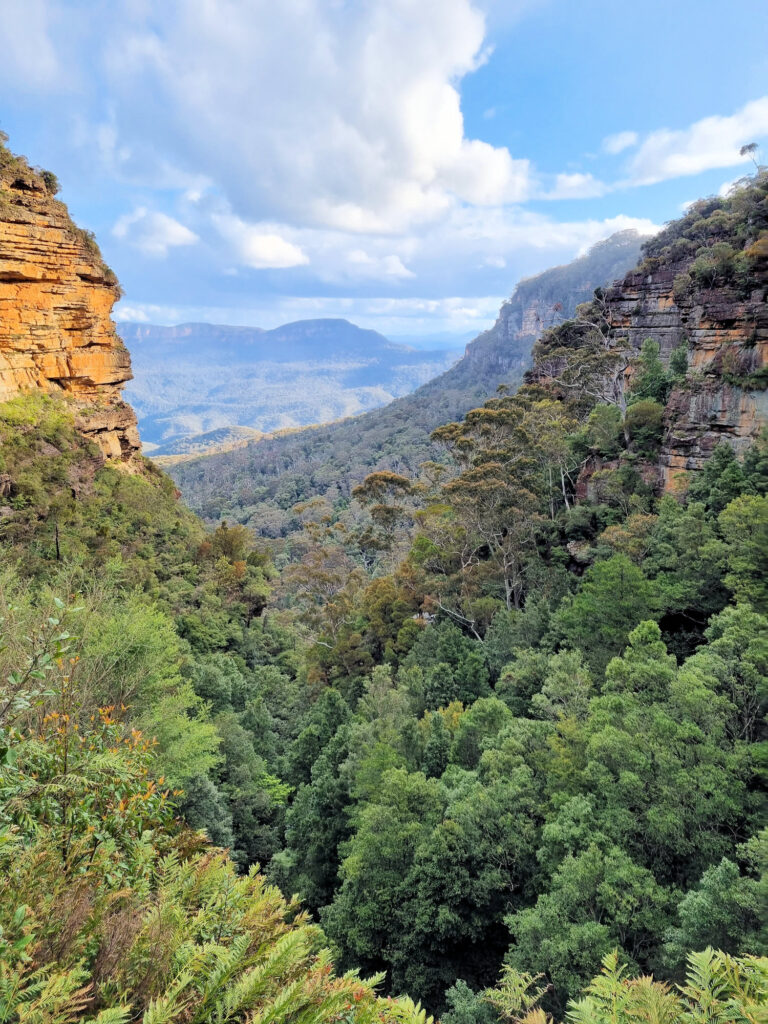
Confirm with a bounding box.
[75,0,535,234]
[603,130,639,155]
[412,204,659,263]
[347,250,415,280]
[442,140,532,204]
[221,205,660,292]
[718,177,741,197]
[112,207,199,256]
[0,0,62,90]
[627,97,768,185]
[212,214,309,269]
[545,172,607,199]
[0,0,702,326]
[115,304,150,322]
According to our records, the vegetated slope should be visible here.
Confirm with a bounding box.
[167,230,645,535]
[121,317,457,447]
[532,175,768,489]
[0,406,428,1024]
[0,136,434,1024]
[152,424,268,459]
[263,173,768,1014]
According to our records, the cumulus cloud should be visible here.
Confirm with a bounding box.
[112,208,199,257]
[627,97,768,185]
[88,0,533,233]
[3,0,740,324]
[211,205,660,293]
[347,250,415,280]
[212,214,309,269]
[602,130,639,155]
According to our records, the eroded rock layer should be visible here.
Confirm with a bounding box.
[0,163,140,463]
[605,257,768,489]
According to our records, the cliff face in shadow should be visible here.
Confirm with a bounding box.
[441,229,646,400]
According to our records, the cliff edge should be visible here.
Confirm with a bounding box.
[532,173,768,492]
[605,197,768,486]
[0,137,140,463]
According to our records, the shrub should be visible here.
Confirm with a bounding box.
[624,399,665,455]
[672,271,693,303]
[39,169,60,195]
[0,647,431,1024]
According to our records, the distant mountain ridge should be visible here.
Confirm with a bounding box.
[120,317,434,362]
[167,230,646,535]
[121,317,457,446]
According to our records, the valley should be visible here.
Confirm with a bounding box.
[0,128,767,1024]
[167,230,646,536]
[121,318,458,451]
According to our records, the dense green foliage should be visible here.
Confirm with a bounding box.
[0,647,432,1024]
[447,949,768,1023]
[1,174,767,1019]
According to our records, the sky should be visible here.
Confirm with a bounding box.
[2,0,768,345]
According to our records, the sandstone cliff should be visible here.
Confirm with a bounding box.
[532,176,768,492]
[0,141,140,463]
[452,229,646,395]
[605,257,768,488]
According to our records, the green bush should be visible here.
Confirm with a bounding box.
[624,399,665,455]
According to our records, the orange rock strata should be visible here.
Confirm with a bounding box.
[0,171,140,463]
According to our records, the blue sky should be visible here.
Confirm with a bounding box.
[2,0,767,344]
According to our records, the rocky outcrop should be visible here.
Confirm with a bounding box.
[447,229,647,396]
[0,151,140,464]
[604,257,768,490]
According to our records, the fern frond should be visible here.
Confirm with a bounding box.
[379,994,435,1024]
[85,1007,132,1024]
[141,970,194,1024]
[565,996,598,1024]
[625,976,679,1024]
[215,928,308,1020]
[9,967,91,1024]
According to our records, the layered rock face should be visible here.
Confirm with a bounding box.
[450,229,646,392]
[605,256,768,488]
[0,160,140,463]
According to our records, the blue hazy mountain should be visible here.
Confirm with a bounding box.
[120,318,457,448]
